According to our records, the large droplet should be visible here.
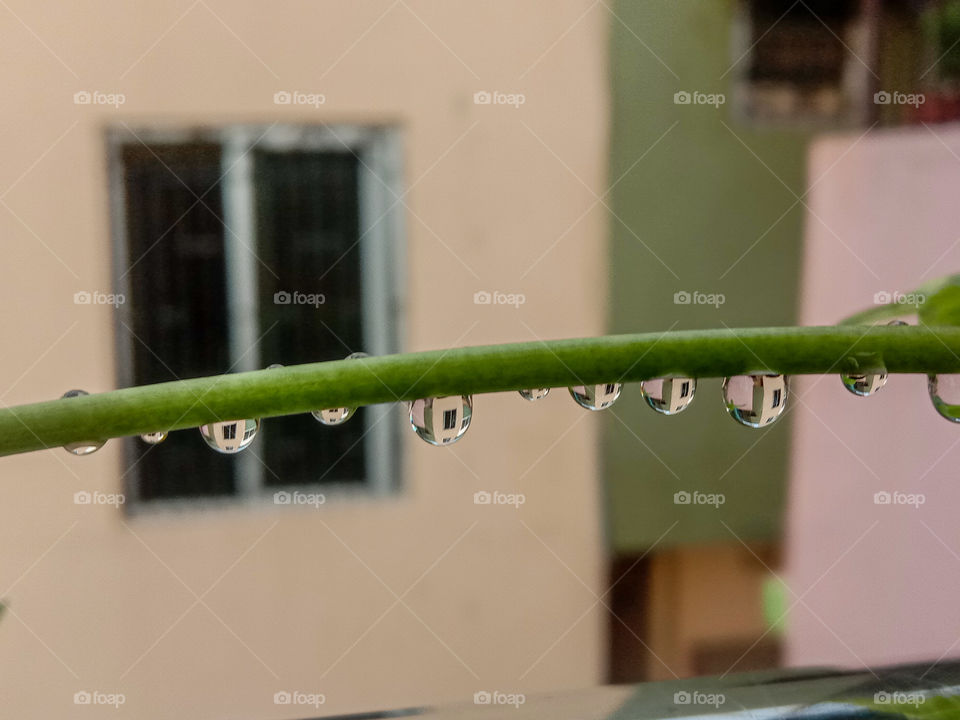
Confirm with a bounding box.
[60,389,106,455]
[722,374,788,428]
[312,352,369,426]
[200,419,260,454]
[569,383,622,411]
[929,374,960,423]
[140,431,168,445]
[841,370,887,397]
[640,377,696,415]
[519,388,550,401]
[409,396,472,446]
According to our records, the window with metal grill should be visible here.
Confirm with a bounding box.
[111,126,403,507]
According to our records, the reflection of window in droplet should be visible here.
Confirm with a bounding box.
[680,381,690,398]
[442,409,458,431]
[112,126,403,504]
[772,389,782,408]
[605,383,616,394]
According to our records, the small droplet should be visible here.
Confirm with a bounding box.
[266,363,285,370]
[722,374,788,428]
[569,383,622,411]
[640,377,696,415]
[140,431,168,445]
[929,374,960,423]
[519,388,550,401]
[60,389,106,455]
[409,396,472,446]
[311,352,369,426]
[841,371,887,397]
[200,419,260,454]
[886,319,909,326]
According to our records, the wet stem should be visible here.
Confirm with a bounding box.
[2,324,960,457]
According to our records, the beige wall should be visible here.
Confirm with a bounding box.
[0,1,609,716]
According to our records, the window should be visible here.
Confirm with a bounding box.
[109,125,404,507]
[771,389,782,408]
[733,0,871,125]
[680,381,690,399]
[442,409,458,432]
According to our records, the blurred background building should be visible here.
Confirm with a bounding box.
[1,0,960,716]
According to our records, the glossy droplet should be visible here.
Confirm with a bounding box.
[519,388,550,401]
[312,352,369,426]
[569,383,622,411]
[841,371,887,397]
[840,319,903,397]
[266,363,285,370]
[60,389,106,455]
[722,374,788,428]
[409,396,472,446]
[929,374,960,423]
[640,377,696,415]
[200,419,260,454]
[140,431,168,445]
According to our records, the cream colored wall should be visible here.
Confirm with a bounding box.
[0,1,609,716]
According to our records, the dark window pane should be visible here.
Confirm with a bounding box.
[443,409,457,431]
[121,142,236,500]
[254,149,366,487]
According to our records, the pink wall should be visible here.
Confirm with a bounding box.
[786,124,960,667]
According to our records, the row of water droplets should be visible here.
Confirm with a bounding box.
[59,322,960,455]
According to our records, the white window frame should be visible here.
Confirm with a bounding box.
[107,124,406,511]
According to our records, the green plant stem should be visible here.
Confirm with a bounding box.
[2,325,959,458]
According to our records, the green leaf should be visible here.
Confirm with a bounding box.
[839,273,960,325]
[920,285,960,327]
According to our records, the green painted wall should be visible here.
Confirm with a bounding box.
[605,0,812,551]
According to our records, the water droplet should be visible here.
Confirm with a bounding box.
[841,371,887,397]
[409,396,472,446]
[722,374,788,428]
[569,383,622,411]
[929,374,960,423]
[311,352,369,426]
[640,377,696,415]
[887,320,909,326]
[140,431,168,445]
[519,388,550,401]
[199,419,260,454]
[266,363,285,370]
[60,389,106,455]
